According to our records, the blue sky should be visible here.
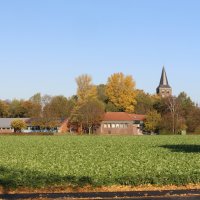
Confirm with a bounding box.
[0,0,200,103]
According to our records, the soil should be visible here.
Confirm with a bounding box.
[1,184,200,194]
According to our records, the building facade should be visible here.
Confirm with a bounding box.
[0,118,68,133]
[99,112,145,135]
[0,118,29,133]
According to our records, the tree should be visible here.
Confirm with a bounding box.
[134,90,156,114]
[0,100,9,117]
[177,92,194,116]
[43,95,69,119]
[105,101,121,112]
[11,119,27,133]
[66,95,77,115]
[186,106,200,132]
[8,99,26,117]
[153,97,168,115]
[29,93,42,117]
[106,73,137,112]
[77,99,105,134]
[166,96,179,134]
[41,95,52,108]
[97,84,108,103]
[144,110,161,133]
[96,84,120,112]
[21,100,38,117]
[70,75,98,133]
[30,93,42,105]
[76,74,97,102]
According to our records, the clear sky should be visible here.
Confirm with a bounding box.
[0,0,200,103]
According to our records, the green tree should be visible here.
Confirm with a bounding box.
[97,84,108,103]
[144,110,161,133]
[177,92,194,116]
[30,93,42,105]
[9,99,26,117]
[105,101,121,112]
[135,90,156,114]
[43,95,69,119]
[11,119,27,133]
[29,93,42,117]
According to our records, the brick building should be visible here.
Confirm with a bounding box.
[99,112,145,135]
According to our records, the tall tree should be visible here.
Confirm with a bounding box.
[29,93,42,117]
[0,100,9,117]
[76,99,105,134]
[41,95,52,108]
[9,99,26,117]
[70,75,98,133]
[30,93,42,105]
[21,100,36,117]
[97,84,108,103]
[163,96,186,134]
[43,95,69,119]
[186,106,200,132]
[134,90,156,114]
[76,74,97,102]
[106,72,137,112]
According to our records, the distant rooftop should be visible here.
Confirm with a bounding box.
[103,112,145,121]
[0,118,30,128]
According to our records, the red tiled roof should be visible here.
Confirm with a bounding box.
[128,114,146,121]
[103,112,146,121]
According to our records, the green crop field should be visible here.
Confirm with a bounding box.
[0,135,200,189]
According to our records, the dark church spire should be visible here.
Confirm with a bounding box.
[159,66,170,87]
[156,66,172,97]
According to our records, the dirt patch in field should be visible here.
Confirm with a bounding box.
[1,184,200,194]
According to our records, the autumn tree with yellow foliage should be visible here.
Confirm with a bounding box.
[70,74,105,134]
[76,74,97,103]
[106,73,137,113]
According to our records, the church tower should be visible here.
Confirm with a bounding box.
[156,67,172,97]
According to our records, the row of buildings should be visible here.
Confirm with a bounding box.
[0,112,145,135]
[0,67,172,135]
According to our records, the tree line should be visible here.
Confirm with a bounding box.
[0,73,200,134]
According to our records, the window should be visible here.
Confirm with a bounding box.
[116,124,120,128]
[120,124,124,128]
[103,124,107,128]
[111,124,115,128]
[107,124,111,128]
[124,124,128,128]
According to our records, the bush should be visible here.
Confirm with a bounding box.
[159,130,174,135]
[11,119,27,133]
[194,126,200,134]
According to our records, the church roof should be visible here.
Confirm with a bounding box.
[158,67,171,88]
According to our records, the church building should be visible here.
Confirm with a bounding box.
[156,67,172,97]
